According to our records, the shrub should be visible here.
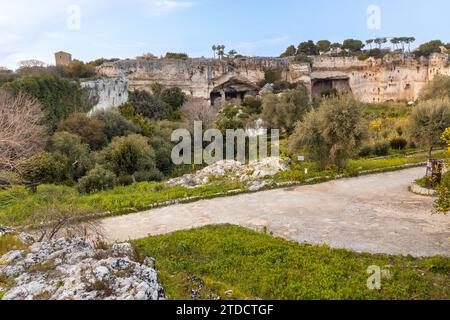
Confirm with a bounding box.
[134,169,164,183]
[58,113,107,150]
[241,96,262,114]
[440,171,450,189]
[129,90,171,121]
[93,109,140,141]
[358,145,373,157]
[420,75,450,101]
[288,94,365,168]
[160,87,186,111]
[262,87,310,134]
[77,165,116,194]
[408,98,450,157]
[18,152,66,189]
[97,134,161,179]
[390,137,408,150]
[373,141,390,156]
[48,131,92,182]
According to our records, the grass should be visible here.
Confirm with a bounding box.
[1,152,448,228]
[133,225,450,300]
[0,181,244,227]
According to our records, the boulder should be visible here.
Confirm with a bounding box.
[0,238,164,300]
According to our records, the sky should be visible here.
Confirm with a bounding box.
[1,0,449,70]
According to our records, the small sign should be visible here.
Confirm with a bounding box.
[298,156,305,161]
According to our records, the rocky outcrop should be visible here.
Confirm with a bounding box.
[166,157,290,190]
[0,237,164,300]
[96,53,450,103]
[81,77,129,113]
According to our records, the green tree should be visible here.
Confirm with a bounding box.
[342,39,365,53]
[262,87,310,134]
[297,41,319,55]
[57,113,107,150]
[408,98,450,158]
[280,45,297,57]
[415,40,444,57]
[48,131,91,182]
[93,109,140,141]
[288,94,365,168]
[67,60,96,79]
[164,52,189,60]
[316,40,331,53]
[18,152,65,190]
[160,87,186,111]
[3,74,92,132]
[97,134,160,179]
[419,75,450,101]
[77,165,117,194]
[129,90,171,121]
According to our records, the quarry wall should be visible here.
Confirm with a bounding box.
[91,53,450,108]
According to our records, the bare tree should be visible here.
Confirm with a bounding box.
[18,60,46,68]
[181,98,218,129]
[0,90,47,171]
[31,204,104,242]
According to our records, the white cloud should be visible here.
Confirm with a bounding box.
[0,0,195,69]
[232,36,290,55]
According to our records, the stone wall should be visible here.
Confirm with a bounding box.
[95,53,450,104]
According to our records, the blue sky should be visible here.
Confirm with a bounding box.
[1,0,449,69]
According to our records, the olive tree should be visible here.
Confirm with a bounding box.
[419,75,450,101]
[408,98,450,158]
[262,87,310,134]
[288,94,365,168]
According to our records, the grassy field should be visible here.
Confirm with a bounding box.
[133,225,449,300]
[0,152,447,228]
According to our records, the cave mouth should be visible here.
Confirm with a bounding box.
[311,77,352,99]
[210,77,259,106]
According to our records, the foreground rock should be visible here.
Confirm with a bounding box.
[0,237,164,300]
[166,157,290,189]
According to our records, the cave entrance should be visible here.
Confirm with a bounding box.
[210,77,259,106]
[311,77,352,99]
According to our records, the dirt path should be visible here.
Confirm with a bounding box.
[99,167,450,257]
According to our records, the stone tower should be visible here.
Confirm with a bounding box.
[55,51,72,66]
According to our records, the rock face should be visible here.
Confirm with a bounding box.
[96,53,450,103]
[0,238,164,300]
[81,77,129,112]
[166,157,290,189]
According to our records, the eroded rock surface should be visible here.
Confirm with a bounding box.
[166,157,290,189]
[0,238,164,300]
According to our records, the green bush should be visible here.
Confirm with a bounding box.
[129,90,171,121]
[18,152,66,188]
[390,137,408,150]
[358,145,373,157]
[58,113,107,150]
[97,134,161,179]
[373,142,390,156]
[48,131,92,182]
[93,109,140,141]
[77,165,116,194]
[134,169,164,183]
[440,171,450,189]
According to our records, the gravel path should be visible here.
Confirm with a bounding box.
[100,167,450,257]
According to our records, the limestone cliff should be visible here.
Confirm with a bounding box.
[81,77,129,112]
[95,53,450,104]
